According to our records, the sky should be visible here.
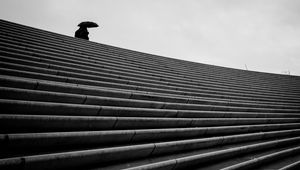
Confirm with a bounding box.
[1,0,300,76]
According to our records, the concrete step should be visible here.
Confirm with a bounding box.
[1,53,299,98]
[1,88,300,113]
[1,52,299,99]
[97,139,300,170]
[192,143,300,170]
[3,114,299,133]
[2,98,300,119]
[2,66,300,105]
[1,19,300,169]
[119,136,300,170]
[221,145,300,170]
[1,130,299,170]
[2,75,299,108]
[0,34,299,94]
[1,41,299,94]
[279,159,300,170]
[2,85,299,110]
[1,124,299,152]
[1,20,299,87]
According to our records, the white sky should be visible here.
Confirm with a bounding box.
[1,0,300,76]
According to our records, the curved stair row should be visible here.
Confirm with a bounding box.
[0,19,300,170]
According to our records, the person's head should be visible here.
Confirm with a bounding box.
[79,26,87,30]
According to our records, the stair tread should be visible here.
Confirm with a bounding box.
[1,19,300,169]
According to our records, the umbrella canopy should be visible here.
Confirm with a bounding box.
[78,21,98,28]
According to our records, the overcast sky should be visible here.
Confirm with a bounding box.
[1,0,300,75]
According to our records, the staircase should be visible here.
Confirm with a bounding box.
[1,19,300,170]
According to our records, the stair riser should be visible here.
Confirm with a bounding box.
[126,137,300,170]
[222,146,300,170]
[1,54,299,99]
[3,97,300,119]
[1,114,300,133]
[1,23,299,87]
[2,54,298,100]
[279,160,300,170]
[1,76,299,108]
[1,19,300,170]
[1,42,299,94]
[2,67,300,106]
[1,88,300,113]
[1,131,299,170]
[2,124,300,150]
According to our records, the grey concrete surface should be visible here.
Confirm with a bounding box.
[1,19,300,169]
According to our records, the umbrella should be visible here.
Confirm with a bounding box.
[78,21,99,28]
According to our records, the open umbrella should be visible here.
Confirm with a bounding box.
[78,21,98,28]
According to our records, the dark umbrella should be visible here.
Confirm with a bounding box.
[78,21,98,28]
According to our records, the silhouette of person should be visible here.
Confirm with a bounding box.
[75,26,89,40]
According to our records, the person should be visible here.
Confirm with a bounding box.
[75,26,89,40]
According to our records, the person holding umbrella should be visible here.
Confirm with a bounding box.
[75,21,98,40]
